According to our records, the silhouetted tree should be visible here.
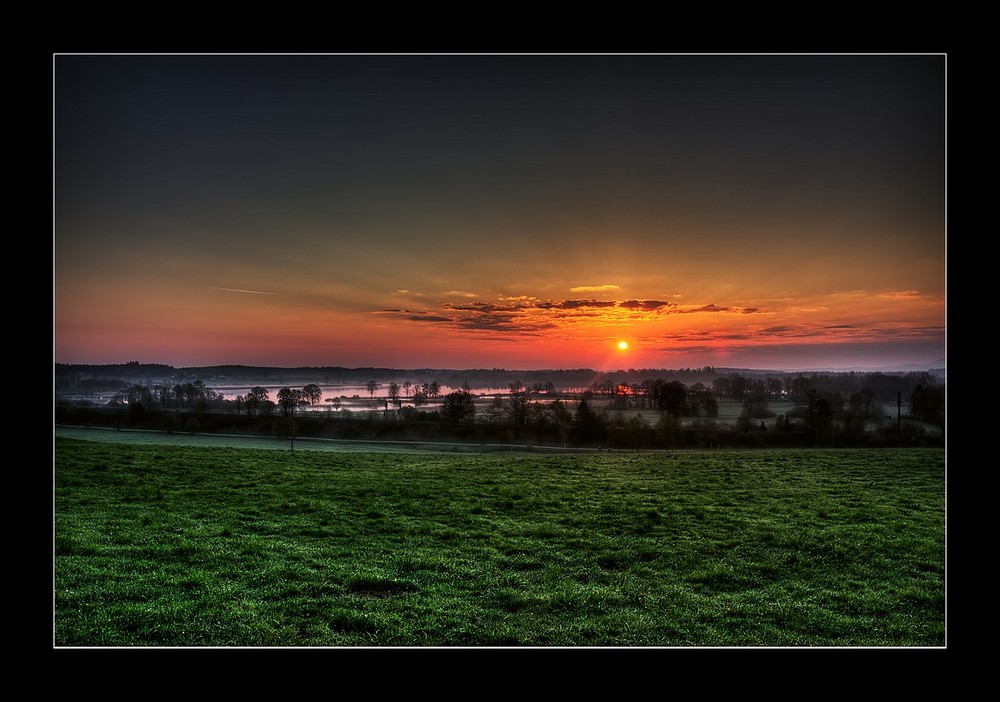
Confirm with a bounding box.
[506,382,530,426]
[277,387,303,417]
[804,389,834,443]
[440,390,476,424]
[651,379,688,417]
[483,396,505,424]
[574,397,600,428]
[547,399,573,425]
[302,384,322,406]
[742,379,770,418]
[571,397,606,446]
[910,384,945,427]
[245,386,269,416]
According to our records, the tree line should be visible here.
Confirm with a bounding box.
[56,369,945,449]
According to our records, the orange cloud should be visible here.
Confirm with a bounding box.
[569,284,620,293]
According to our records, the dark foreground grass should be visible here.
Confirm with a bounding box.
[54,437,945,647]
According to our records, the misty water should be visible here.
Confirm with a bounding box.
[214,383,471,411]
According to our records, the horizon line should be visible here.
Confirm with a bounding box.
[54,360,947,375]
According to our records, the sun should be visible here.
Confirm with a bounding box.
[617,340,629,351]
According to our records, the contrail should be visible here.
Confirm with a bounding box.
[208,287,283,296]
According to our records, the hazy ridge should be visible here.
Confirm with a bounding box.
[55,360,946,388]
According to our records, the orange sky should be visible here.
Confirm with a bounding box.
[54,54,946,372]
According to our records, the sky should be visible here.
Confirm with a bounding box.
[53,53,946,372]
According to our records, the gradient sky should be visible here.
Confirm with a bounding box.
[54,54,946,372]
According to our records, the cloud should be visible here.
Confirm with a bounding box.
[641,316,946,355]
[379,293,769,337]
[877,290,922,300]
[407,315,454,323]
[667,304,767,315]
[457,315,557,334]
[443,302,515,313]
[569,284,620,293]
[618,299,672,311]
[544,299,618,310]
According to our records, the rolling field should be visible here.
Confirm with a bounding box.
[53,434,946,647]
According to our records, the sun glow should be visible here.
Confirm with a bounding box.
[617,340,629,350]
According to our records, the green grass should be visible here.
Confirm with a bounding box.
[54,436,945,647]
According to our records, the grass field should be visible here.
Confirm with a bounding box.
[53,434,946,647]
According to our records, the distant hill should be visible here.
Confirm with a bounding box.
[54,361,945,389]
